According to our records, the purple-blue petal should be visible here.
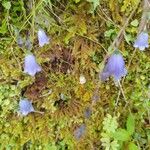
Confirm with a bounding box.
[38,29,49,47]
[133,32,149,51]
[101,52,127,81]
[19,99,34,116]
[100,71,110,81]
[74,124,86,139]
[25,38,32,50]
[17,36,24,48]
[107,53,127,80]
[84,107,92,119]
[24,54,41,76]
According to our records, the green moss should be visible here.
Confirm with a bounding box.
[0,0,149,149]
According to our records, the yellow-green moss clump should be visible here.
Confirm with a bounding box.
[0,0,149,149]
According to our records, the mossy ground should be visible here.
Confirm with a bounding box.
[0,0,149,149]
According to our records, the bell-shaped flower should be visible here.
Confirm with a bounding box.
[24,54,42,76]
[84,107,92,119]
[15,29,24,48]
[74,124,86,140]
[100,71,111,81]
[17,35,24,48]
[100,51,127,81]
[19,99,34,116]
[38,29,49,47]
[133,32,149,51]
[25,38,32,50]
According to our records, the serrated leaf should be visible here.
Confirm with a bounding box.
[113,129,130,141]
[128,142,138,150]
[126,114,135,135]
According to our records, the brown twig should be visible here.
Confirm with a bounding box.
[138,0,150,33]
[110,3,140,50]
[116,0,149,110]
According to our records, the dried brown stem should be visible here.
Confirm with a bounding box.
[138,0,150,33]
[110,3,140,49]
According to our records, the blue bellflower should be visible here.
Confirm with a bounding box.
[84,107,92,119]
[38,29,49,47]
[15,29,24,48]
[24,54,42,76]
[133,32,149,51]
[17,36,24,48]
[100,51,127,81]
[25,38,32,50]
[74,124,86,140]
[19,99,34,116]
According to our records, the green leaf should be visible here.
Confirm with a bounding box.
[113,129,130,141]
[2,2,11,10]
[126,114,135,135]
[124,34,133,44]
[0,19,8,34]
[131,19,139,27]
[87,0,100,12]
[128,142,138,150]
[104,29,116,38]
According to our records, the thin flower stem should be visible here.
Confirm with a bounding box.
[110,3,140,50]
[19,0,43,32]
[121,48,137,83]
[127,48,137,69]
[96,9,120,29]
[44,5,63,24]
[31,0,35,44]
[34,111,44,114]
[116,0,146,108]
[118,81,127,104]
[114,2,140,110]
[115,91,121,107]
[115,48,137,111]
[138,0,150,33]
[147,107,150,124]
[146,0,150,6]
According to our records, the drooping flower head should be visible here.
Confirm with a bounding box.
[17,35,24,48]
[100,50,127,81]
[15,29,24,48]
[38,29,49,47]
[25,38,32,50]
[74,124,86,140]
[24,54,41,76]
[84,107,92,119]
[19,99,34,116]
[133,31,149,51]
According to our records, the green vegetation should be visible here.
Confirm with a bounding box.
[0,0,149,149]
